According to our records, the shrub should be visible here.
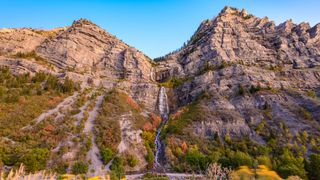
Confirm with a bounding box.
[60,77,75,93]
[110,156,125,179]
[12,51,46,62]
[71,161,88,174]
[238,85,245,95]
[145,145,155,169]
[126,154,139,167]
[306,90,317,98]
[230,151,253,168]
[32,72,47,83]
[185,148,210,172]
[300,108,312,121]
[159,77,192,88]
[197,61,216,75]
[206,163,233,179]
[142,173,169,180]
[275,149,307,179]
[4,89,20,103]
[22,148,49,172]
[249,85,262,94]
[101,147,114,165]
[256,155,272,169]
[306,153,320,180]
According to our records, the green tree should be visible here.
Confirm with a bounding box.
[145,145,154,169]
[276,149,307,179]
[256,155,272,169]
[61,77,75,93]
[185,149,210,172]
[5,89,20,103]
[126,154,139,167]
[71,161,88,174]
[307,153,320,180]
[230,151,253,168]
[101,147,114,165]
[32,72,46,83]
[22,148,49,172]
[110,156,125,179]
[45,75,59,90]
[238,85,245,95]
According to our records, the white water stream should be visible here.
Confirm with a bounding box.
[154,87,169,168]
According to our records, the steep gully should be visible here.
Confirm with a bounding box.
[154,87,170,169]
[84,95,106,177]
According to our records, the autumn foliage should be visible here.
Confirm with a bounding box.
[150,113,161,128]
[170,107,187,120]
[181,141,188,153]
[143,122,153,131]
[126,96,140,111]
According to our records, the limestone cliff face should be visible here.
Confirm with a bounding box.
[36,19,154,82]
[0,19,158,112]
[156,7,320,80]
[156,7,320,143]
[0,28,63,54]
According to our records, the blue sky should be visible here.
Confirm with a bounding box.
[1,0,319,58]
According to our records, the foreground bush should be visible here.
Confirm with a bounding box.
[232,165,282,180]
[206,163,233,180]
[71,161,88,175]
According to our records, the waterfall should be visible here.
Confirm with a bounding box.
[154,86,169,168]
[158,87,169,120]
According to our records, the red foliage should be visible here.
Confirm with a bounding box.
[44,124,55,132]
[170,108,186,120]
[126,96,141,111]
[143,122,153,131]
[181,141,188,153]
[150,113,161,128]
[48,96,62,106]
[18,96,26,104]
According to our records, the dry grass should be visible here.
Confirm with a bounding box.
[1,165,113,180]
[1,164,56,180]
[231,165,282,180]
[206,163,233,180]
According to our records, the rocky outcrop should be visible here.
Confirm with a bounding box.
[156,6,320,78]
[0,28,64,54]
[157,6,320,142]
[36,19,154,82]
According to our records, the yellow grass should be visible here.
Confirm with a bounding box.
[232,165,282,180]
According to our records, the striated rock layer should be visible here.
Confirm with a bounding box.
[155,7,320,140]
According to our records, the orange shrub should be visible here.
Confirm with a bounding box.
[150,113,161,128]
[170,107,187,120]
[126,96,140,111]
[18,96,26,104]
[143,122,153,131]
[48,96,62,106]
[181,141,188,153]
[44,124,55,132]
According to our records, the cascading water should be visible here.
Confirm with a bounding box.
[154,86,169,168]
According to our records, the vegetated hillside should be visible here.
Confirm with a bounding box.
[156,6,320,179]
[0,6,319,180]
[0,19,160,178]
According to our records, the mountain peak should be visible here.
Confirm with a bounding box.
[72,18,97,27]
[220,6,239,14]
[219,6,250,18]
